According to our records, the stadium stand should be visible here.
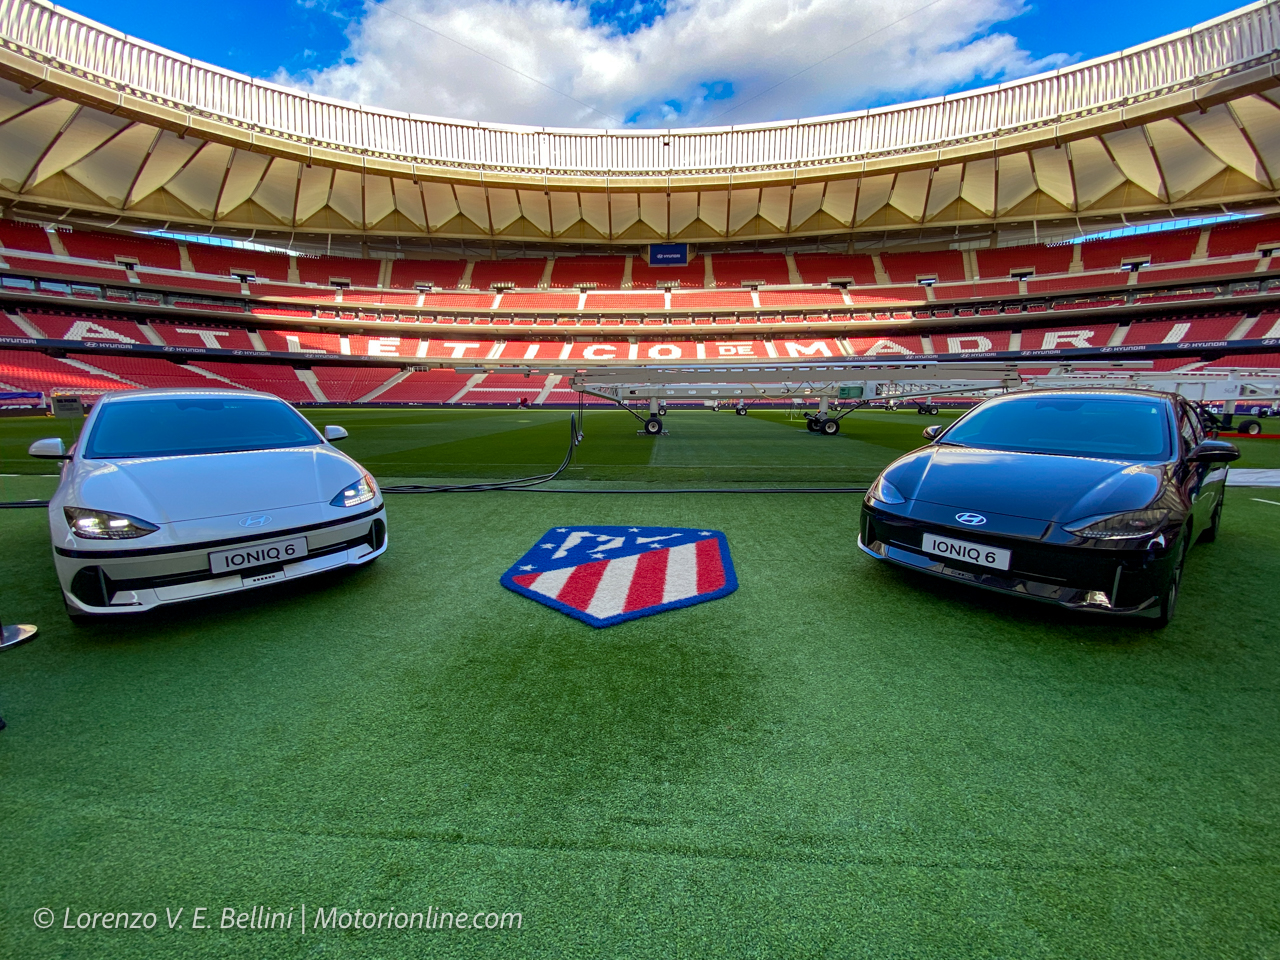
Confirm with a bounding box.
[6,255,131,283]
[629,256,708,289]
[1027,272,1128,294]
[1205,352,1280,367]
[388,259,467,290]
[153,322,259,350]
[0,221,53,255]
[19,312,149,343]
[585,293,665,310]
[185,245,290,281]
[374,369,474,403]
[1122,316,1244,345]
[975,244,1073,279]
[1244,313,1280,339]
[880,250,966,283]
[548,256,627,289]
[258,329,343,353]
[499,293,579,309]
[1080,229,1200,270]
[933,329,1014,353]
[0,313,34,338]
[296,255,380,288]
[671,291,754,309]
[60,231,182,270]
[0,349,129,393]
[143,272,244,295]
[1206,218,1280,258]
[1021,324,1118,349]
[844,335,924,356]
[190,362,314,401]
[69,354,218,389]
[758,289,846,306]
[311,365,399,402]
[468,258,547,290]
[712,254,790,287]
[792,253,877,285]
[347,334,421,358]
[422,293,499,309]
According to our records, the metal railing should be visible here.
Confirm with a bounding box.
[1,0,1278,176]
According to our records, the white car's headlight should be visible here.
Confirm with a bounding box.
[1064,509,1169,539]
[64,506,160,540]
[330,473,377,508]
[866,474,906,505]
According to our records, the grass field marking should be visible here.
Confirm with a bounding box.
[1251,498,1280,506]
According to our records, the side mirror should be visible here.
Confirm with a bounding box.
[1189,439,1240,463]
[922,424,945,440]
[28,437,69,460]
[324,425,348,442]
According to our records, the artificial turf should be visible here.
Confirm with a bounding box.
[1,410,1279,959]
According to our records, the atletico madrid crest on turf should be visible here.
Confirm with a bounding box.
[501,526,737,628]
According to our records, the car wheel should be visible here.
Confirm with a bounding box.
[1151,539,1188,628]
[644,417,662,435]
[1199,495,1224,544]
[821,418,840,435]
[1239,419,1263,436]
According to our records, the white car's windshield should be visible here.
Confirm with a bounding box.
[84,397,319,458]
[941,395,1171,461]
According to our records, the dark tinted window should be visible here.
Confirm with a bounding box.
[84,397,318,458]
[942,395,1171,461]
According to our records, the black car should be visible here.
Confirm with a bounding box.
[859,389,1240,625]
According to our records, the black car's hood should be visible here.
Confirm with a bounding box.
[884,446,1168,524]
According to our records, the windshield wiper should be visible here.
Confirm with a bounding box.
[936,440,968,447]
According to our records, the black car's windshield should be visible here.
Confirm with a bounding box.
[941,395,1171,461]
[84,397,319,458]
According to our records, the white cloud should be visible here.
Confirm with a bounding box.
[277,0,1071,128]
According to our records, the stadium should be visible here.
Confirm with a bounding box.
[2,0,1280,954]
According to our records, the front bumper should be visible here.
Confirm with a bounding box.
[54,506,388,615]
[859,505,1176,617]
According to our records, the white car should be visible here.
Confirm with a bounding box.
[29,388,388,620]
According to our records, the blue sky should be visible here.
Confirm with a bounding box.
[60,0,1248,126]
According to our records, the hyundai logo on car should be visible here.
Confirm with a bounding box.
[955,513,987,526]
[239,514,272,528]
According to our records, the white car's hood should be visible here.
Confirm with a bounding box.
[69,446,363,523]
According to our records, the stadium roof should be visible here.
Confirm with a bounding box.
[2,0,1280,244]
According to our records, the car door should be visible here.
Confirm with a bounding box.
[1176,400,1213,539]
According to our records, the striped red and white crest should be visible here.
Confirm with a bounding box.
[501,526,737,627]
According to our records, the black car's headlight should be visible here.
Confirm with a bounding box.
[866,475,906,505]
[1064,509,1169,539]
[64,506,160,540]
[330,473,377,508]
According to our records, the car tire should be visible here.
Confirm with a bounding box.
[1239,419,1263,436]
[1199,495,1224,544]
[821,418,840,435]
[1151,537,1188,628]
[644,417,662,435]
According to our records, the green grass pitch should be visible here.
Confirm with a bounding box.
[1,406,1279,958]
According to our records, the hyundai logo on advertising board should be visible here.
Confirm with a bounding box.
[955,513,987,526]
[648,243,689,266]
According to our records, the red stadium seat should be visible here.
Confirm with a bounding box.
[1207,217,1280,258]
[629,256,708,289]
[153,322,258,351]
[295,255,380,288]
[186,245,290,281]
[388,259,467,290]
[310,365,400,402]
[880,250,966,283]
[0,221,54,255]
[468,258,547,290]
[547,256,626,290]
[60,230,182,270]
[1080,229,1199,270]
[792,253,877,285]
[0,349,134,393]
[1121,316,1244,345]
[975,245,1073,279]
[375,370,474,403]
[711,254,790,287]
